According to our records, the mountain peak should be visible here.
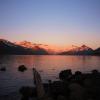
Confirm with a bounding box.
[0,39,17,47]
[0,39,8,42]
[15,41,35,48]
[81,45,87,47]
[80,45,93,51]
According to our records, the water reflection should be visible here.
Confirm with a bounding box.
[0,55,100,95]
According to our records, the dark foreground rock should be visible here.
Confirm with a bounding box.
[19,69,100,100]
[1,68,100,100]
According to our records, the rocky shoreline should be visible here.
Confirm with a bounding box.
[20,69,100,100]
[1,69,100,100]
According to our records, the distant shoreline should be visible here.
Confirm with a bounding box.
[0,54,100,56]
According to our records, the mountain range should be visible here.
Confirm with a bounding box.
[0,39,48,55]
[0,39,100,55]
[59,45,94,55]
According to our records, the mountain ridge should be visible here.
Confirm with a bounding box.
[0,39,49,55]
[59,45,100,55]
[0,39,100,55]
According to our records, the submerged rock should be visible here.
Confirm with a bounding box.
[18,65,27,72]
[0,67,6,71]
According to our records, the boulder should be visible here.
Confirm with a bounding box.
[18,65,27,72]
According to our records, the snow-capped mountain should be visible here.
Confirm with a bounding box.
[59,45,93,55]
[70,45,93,52]
[0,39,18,47]
[93,47,100,55]
[0,39,48,55]
[15,41,56,54]
[15,41,36,48]
[0,39,99,55]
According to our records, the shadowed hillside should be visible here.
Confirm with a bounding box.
[0,39,48,55]
[0,39,100,55]
[59,45,100,55]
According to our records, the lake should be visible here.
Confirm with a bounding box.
[0,55,100,95]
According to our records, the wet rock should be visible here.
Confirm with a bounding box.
[18,65,27,72]
[72,71,84,85]
[59,69,72,81]
[91,69,99,75]
[75,71,82,76]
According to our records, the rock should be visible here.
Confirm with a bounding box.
[59,69,72,81]
[19,86,37,100]
[69,83,85,100]
[18,65,27,72]
[57,95,67,100]
[0,67,6,71]
[73,71,84,85]
[75,71,82,76]
[91,69,99,75]
[50,81,70,99]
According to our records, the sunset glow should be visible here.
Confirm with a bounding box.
[0,1,100,98]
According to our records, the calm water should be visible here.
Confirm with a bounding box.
[0,55,100,95]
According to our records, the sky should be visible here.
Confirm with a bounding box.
[0,0,100,49]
